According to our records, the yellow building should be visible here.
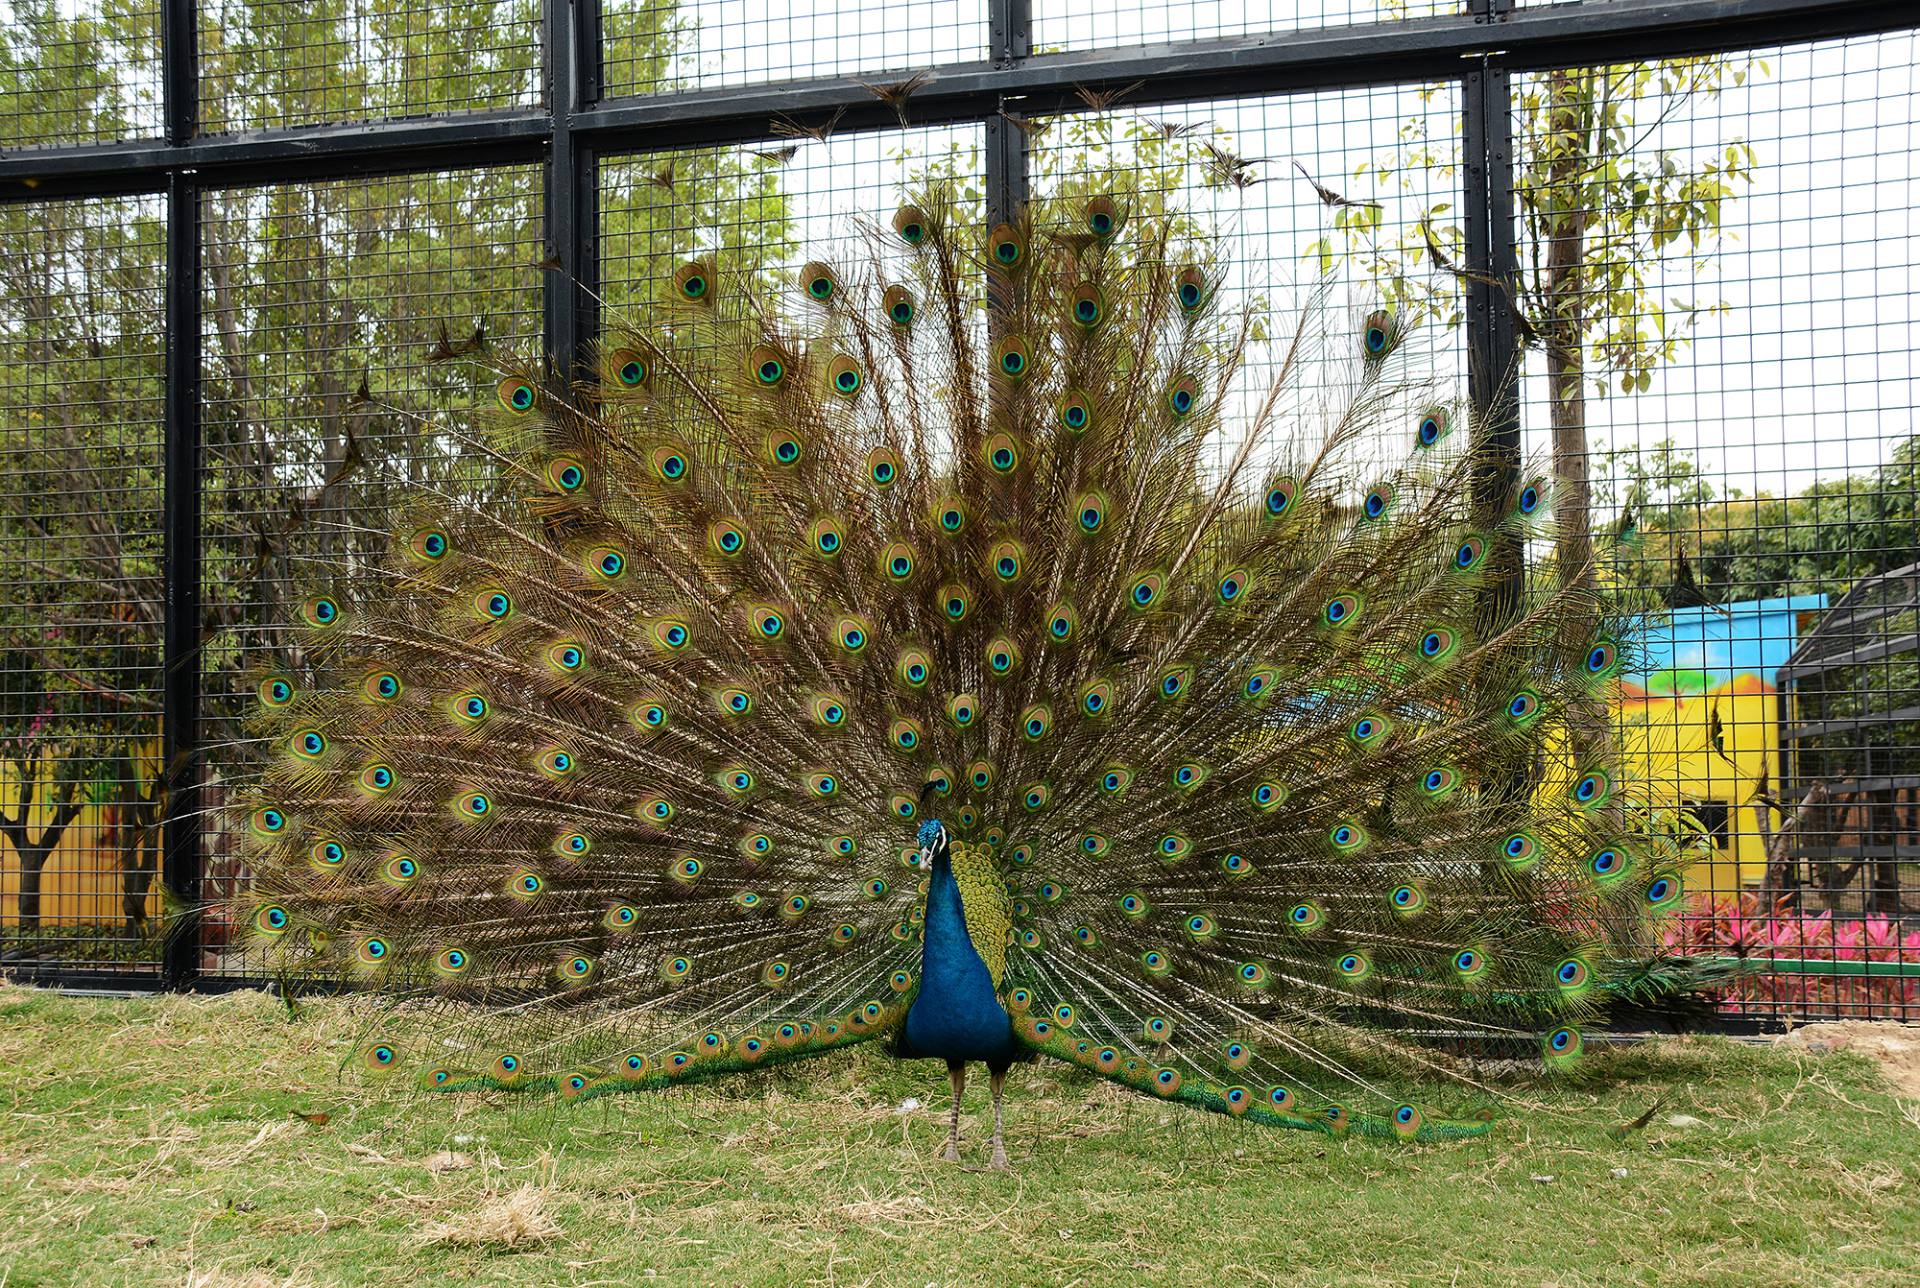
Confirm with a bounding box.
[1608,594,1827,896]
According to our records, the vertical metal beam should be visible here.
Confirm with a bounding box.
[161,0,197,145]
[985,0,1032,225]
[1463,50,1523,624]
[545,0,601,383]
[159,169,203,988]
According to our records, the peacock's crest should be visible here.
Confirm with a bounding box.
[236,180,1682,1142]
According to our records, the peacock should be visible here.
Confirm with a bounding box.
[235,181,1685,1168]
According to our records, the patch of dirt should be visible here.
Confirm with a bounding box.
[1777,1021,1920,1099]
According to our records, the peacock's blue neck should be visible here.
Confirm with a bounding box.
[900,845,1017,1067]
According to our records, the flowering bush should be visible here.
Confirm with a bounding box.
[1664,892,1920,1017]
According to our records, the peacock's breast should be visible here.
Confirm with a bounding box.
[900,841,1017,1065]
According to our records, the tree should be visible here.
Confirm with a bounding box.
[0,0,799,952]
[1325,57,1763,582]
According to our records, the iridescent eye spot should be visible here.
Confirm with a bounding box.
[499,379,536,411]
[1586,641,1618,674]
[1590,847,1625,878]
[1508,691,1540,721]
[1519,483,1542,514]
[256,904,289,934]
[1364,487,1388,519]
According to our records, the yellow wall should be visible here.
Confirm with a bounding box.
[0,746,164,928]
[1614,676,1777,895]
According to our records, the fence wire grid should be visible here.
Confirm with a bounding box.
[0,0,1915,1025]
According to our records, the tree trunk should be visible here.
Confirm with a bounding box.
[1,762,88,933]
[1544,68,1595,587]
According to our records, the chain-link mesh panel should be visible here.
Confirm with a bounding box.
[0,195,166,973]
[1029,86,1467,482]
[1031,0,1459,57]
[1511,29,1920,1021]
[0,0,164,148]
[198,168,543,976]
[603,0,987,99]
[197,0,542,135]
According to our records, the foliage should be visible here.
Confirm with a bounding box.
[0,0,796,938]
[1322,55,1764,573]
[1594,434,1920,604]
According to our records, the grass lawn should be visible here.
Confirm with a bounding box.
[2,984,1916,1287]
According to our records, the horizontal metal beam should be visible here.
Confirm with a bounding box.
[2,0,1910,201]
[0,111,552,199]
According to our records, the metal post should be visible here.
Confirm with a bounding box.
[545,0,601,384]
[159,0,203,989]
[1462,43,1522,621]
[985,0,1032,226]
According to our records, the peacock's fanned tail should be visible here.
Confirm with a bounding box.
[236,183,1681,1132]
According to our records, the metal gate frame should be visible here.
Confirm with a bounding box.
[0,0,1911,992]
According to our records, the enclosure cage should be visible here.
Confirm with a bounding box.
[1775,562,1920,919]
[1,0,1918,1026]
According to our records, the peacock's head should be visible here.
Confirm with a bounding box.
[915,818,948,866]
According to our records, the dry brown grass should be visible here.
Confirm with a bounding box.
[2,984,1917,1286]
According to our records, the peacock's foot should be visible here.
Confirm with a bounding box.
[988,1145,1010,1171]
[941,1142,961,1163]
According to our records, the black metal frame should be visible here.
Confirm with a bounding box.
[2,0,1912,994]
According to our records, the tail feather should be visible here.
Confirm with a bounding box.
[232,180,1682,1126]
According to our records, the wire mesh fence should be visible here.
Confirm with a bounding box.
[0,194,167,974]
[0,0,1915,1023]
[1507,29,1920,1020]
[197,168,544,978]
[0,0,166,148]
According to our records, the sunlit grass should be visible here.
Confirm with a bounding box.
[2,984,1916,1286]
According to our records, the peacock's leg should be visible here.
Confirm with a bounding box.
[987,1068,1010,1171]
[944,1063,966,1162]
